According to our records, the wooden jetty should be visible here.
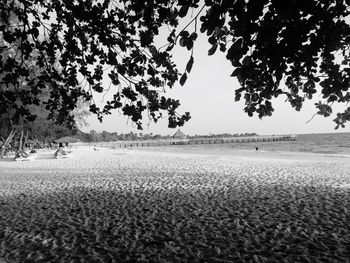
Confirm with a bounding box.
[189,135,296,145]
[90,135,297,148]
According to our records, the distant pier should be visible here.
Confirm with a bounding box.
[187,135,297,145]
[90,135,297,148]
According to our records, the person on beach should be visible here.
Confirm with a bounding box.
[256,146,259,152]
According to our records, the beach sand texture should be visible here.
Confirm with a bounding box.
[0,147,349,262]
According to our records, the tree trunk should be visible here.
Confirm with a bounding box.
[23,130,28,149]
[18,130,24,153]
[0,128,16,158]
[14,130,29,159]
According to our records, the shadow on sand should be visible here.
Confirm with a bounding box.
[0,183,349,262]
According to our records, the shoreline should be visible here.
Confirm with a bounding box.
[130,145,350,163]
[1,145,350,164]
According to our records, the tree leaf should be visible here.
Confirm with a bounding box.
[180,73,187,86]
[186,40,193,50]
[208,44,218,56]
[166,44,174,51]
[190,32,198,40]
[179,5,189,18]
[179,37,186,47]
[186,56,194,73]
[231,68,242,77]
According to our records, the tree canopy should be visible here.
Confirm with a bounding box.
[1,0,349,129]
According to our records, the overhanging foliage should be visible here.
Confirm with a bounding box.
[1,0,349,129]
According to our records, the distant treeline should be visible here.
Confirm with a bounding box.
[77,130,258,143]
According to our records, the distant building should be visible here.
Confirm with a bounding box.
[172,129,189,145]
[172,129,187,139]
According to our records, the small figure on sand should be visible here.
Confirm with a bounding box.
[255,146,259,152]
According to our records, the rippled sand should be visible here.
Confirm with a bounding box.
[0,147,349,262]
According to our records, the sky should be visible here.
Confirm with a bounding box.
[81,12,350,136]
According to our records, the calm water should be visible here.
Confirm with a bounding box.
[225,132,350,155]
[152,133,350,157]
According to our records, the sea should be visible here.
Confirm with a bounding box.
[223,132,350,155]
[145,132,350,158]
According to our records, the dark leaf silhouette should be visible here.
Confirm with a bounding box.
[186,56,194,73]
[180,73,187,86]
[208,44,218,56]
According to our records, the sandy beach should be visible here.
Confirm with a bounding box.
[0,146,349,262]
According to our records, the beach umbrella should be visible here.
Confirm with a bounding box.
[53,136,78,144]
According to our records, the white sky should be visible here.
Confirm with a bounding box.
[82,12,350,136]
